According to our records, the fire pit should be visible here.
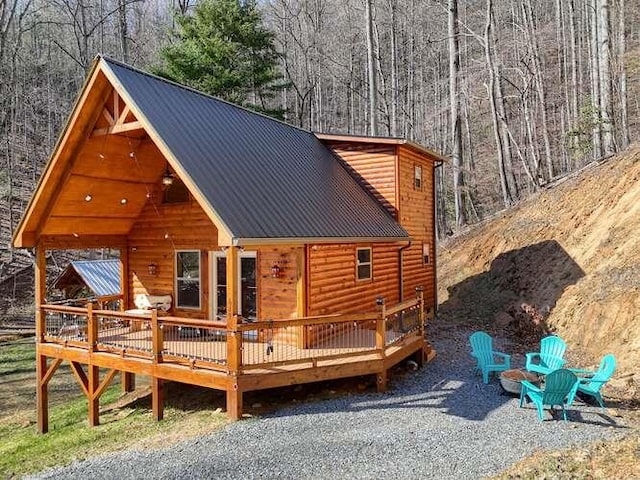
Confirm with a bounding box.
[500,369,541,395]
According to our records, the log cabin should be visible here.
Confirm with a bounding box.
[12,55,444,432]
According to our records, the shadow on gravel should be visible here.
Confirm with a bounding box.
[438,240,584,338]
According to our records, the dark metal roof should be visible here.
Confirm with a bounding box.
[68,260,121,297]
[102,57,409,242]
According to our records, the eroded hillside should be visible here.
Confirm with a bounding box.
[437,145,640,393]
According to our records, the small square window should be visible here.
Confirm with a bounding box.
[423,243,431,265]
[414,165,422,190]
[356,247,372,281]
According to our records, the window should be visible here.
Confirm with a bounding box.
[356,247,372,281]
[414,165,422,190]
[423,243,431,265]
[175,250,201,309]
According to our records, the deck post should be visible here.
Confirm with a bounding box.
[88,365,100,426]
[87,302,96,351]
[151,309,163,364]
[152,378,164,421]
[36,354,49,434]
[415,286,425,368]
[119,246,134,392]
[121,372,135,393]
[375,296,387,392]
[34,245,48,433]
[226,246,243,420]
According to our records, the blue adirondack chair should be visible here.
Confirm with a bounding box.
[568,354,616,410]
[525,335,567,375]
[520,368,579,421]
[469,331,511,384]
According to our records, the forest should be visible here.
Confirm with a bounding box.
[0,0,636,288]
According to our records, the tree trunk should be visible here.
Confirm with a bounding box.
[590,0,603,159]
[617,0,629,148]
[484,0,512,208]
[523,0,554,181]
[118,0,129,63]
[365,0,378,136]
[598,0,615,156]
[448,0,466,228]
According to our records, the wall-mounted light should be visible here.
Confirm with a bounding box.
[271,263,282,278]
[162,166,174,186]
[120,198,128,205]
[84,194,93,202]
[148,263,158,276]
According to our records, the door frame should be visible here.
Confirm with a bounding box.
[210,250,257,321]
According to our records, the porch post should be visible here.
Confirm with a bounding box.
[375,296,387,392]
[226,245,243,420]
[34,245,49,434]
[119,245,135,392]
[151,309,164,420]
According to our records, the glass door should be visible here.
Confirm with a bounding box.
[211,251,257,322]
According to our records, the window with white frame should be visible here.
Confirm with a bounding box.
[414,164,423,190]
[423,243,431,265]
[175,250,201,309]
[356,247,372,281]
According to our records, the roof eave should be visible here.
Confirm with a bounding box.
[315,132,448,164]
[229,236,412,247]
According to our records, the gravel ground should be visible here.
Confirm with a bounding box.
[29,323,627,480]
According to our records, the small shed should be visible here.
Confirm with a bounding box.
[52,259,121,308]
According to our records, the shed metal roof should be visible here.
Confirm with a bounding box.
[102,57,409,243]
[67,259,121,298]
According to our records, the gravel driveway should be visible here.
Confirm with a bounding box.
[30,323,626,479]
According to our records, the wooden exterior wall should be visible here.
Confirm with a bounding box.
[397,146,437,312]
[307,243,401,316]
[127,192,300,322]
[316,142,438,315]
[128,196,219,318]
[326,142,398,218]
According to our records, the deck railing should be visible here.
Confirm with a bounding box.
[38,288,425,375]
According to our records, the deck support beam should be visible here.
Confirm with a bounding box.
[88,365,100,426]
[36,354,50,434]
[152,378,164,421]
[35,246,49,433]
[375,297,387,392]
[121,372,135,393]
[226,387,243,421]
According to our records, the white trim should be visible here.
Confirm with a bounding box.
[356,246,373,281]
[175,249,201,310]
[210,250,257,321]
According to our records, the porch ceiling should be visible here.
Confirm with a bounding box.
[41,134,166,237]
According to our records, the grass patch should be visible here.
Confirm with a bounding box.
[0,340,228,478]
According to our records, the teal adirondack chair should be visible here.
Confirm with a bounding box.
[469,331,511,384]
[568,354,616,410]
[520,368,579,421]
[525,335,567,375]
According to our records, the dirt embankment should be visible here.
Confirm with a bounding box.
[437,145,640,396]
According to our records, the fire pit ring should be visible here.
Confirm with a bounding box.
[500,369,541,395]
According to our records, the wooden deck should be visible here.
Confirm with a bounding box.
[35,296,434,431]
